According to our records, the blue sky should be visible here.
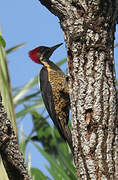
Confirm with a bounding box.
[0,0,118,179]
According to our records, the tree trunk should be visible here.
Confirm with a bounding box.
[39,0,118,179]
[0,95,31,180]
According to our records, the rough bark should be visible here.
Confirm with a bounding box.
[39,0,118,179]
[0,94,31,180]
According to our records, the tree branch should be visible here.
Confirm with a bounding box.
[0,94,31,180]
[39,0,118,23]
[39,0,69,19]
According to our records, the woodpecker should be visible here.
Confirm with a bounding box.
[29,43,73,154]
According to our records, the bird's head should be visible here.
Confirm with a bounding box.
[29,43,63,64]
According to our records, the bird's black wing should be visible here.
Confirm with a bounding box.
[40,67,57,123]
[40,67,67,140]
[40,67,73,153]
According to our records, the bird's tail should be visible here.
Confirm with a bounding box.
[64,125,74,155]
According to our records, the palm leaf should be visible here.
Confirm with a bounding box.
[6,43,25,54]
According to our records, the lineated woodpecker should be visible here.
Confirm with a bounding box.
[29,43,73,154]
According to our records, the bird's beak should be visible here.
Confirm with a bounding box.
[50,43,63,54]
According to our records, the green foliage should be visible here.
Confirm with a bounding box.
[0,34,17,134]
[6,43,25,54]
[13,76,38,105]
[31,168,47,180]
[0,35,6,47]
[30,139,77,180]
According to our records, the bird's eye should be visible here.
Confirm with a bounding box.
[40,48,45,53]
[41,48,51,60]
[45,49,51,55]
